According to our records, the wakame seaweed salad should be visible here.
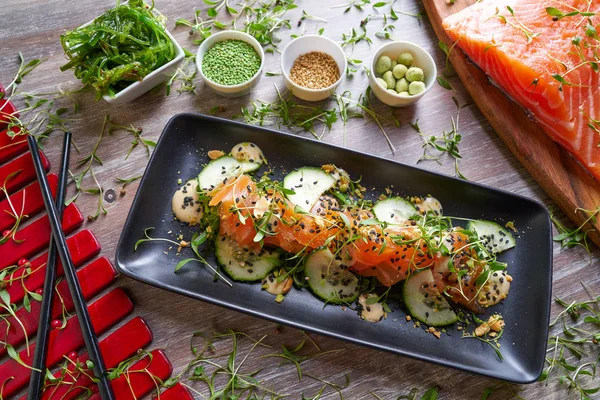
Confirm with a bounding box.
[60,0,176,98]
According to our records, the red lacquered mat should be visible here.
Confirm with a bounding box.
[0,83,192,398]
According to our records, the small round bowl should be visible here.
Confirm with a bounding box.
[368,41,436,107]
[280,35,347,102]
[196,31,264,97]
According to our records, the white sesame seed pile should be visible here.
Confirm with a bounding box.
[289,51,340,89]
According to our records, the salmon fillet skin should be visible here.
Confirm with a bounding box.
[443,0,600,180]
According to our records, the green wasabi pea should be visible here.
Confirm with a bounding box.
[406,67,424,82]
[398,91,410,96]
[391,60,398,69]
[397,52,414,67]
[376,77,388,89]
[392,64,408,79]
[408,81,426,95]
[395,77,409,93]
[388,89,398,94]
[375,56,392,75]
[382,71,396,89]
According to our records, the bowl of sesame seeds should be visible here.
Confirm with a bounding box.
[196,30,264,97]
[280,35,347,102]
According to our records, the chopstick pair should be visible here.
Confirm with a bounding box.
[26,133,115,400]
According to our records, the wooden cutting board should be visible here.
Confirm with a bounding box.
[422,0,600,247]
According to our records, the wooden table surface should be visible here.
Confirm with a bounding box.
[1,0,598,399]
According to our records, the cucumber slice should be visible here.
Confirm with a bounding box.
[373,197,417,224]
[467,220,516,254]
[403,269,458,326]
[231,142,265,172]
[304,249,359,304]
[197,156,243,192]
[215,234,282,281]
[239,161,261,173]
[283,167,335,211]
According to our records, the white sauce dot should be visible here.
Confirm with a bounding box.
[478,271,511,307]
[172,180,203,225]
[231,142,264,165]
[358,294,386,323]
[420,196,443,215]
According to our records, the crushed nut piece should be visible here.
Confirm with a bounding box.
[178,240,190,252]
[208,150,225,160]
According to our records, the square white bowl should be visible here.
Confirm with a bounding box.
[69,3,185,105]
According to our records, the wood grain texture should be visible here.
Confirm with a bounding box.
[422,0,600,247]
[0,0,599,399]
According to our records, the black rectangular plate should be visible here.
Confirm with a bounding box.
[115,113,552,383]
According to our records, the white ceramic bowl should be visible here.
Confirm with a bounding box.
[196,31,264,97]
[93,7,184,104]
[280,35,347,102]
[368,41,436,107]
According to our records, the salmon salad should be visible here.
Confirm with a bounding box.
[170,142,516,331]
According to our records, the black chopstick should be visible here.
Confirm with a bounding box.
[26,135,115,400]
[27,132,71,400]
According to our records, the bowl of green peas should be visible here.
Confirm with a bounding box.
[368,41,436,107]
[196,31,265,97]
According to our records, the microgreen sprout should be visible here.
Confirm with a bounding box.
[490,6,540,44]
[330,0,371,12]
[410,98,467,179]
[238,85,338,140]
[176,0,297,53]
[67,115,109,221]
[106,115,155,160]
[166,48,198,95]
[135,227,232,286]
[261,334,343,380]
[0,288,35,361]
[115,175,142,196]
[371,385,440,400]
[541,283,600,398]
[339,26,372,49]
[0,54,80,152]
[0,171,26,245]
[481,383,525,400]
[300,10,327,23]
[551,206,600,253]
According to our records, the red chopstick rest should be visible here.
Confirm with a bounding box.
[0,99,18,129]
[104,349,172,400]
[0,150,49,199]
[32,317,154,400]
[0,173,58,231]
[0,126,27,163]
[4,229,101,304]
[52,349,172,400]
[0,288,133,397]
[0,257,116,356]
[0,203,83,269]
[155,383,194,400]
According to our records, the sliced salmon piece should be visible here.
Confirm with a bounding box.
[443,0,600,180]
[208,174,438,286]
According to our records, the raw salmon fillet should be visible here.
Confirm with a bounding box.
[443,0,600,180]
